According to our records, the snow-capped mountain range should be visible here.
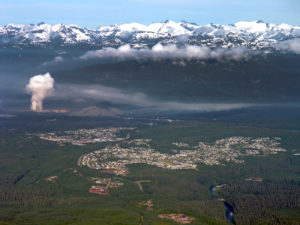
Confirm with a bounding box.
[1,20,300,52]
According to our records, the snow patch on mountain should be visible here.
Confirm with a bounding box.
[1,20,300,53]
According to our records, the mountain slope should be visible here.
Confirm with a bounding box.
[1,20,300,52]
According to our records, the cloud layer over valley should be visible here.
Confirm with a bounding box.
[276,38,300,54]
[79,44,254,62]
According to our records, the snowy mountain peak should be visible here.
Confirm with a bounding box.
[37,21,46,26]
[234,21,270,33]
[1,21,300,52]
[256,19,265,24]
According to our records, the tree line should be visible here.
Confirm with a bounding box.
[219,179,300,225]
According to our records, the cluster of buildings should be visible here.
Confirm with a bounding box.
[45,175,58,182]
[138,199,195,224]
[158,213,195,224]
[78,144,198,172]
[89,186,109,195]
[38,127,134,145]
[187,136,286,165]
[78,136,286,173]
[88,177,124,195]
[245,177,264,182]
[139,200,154,211]
[127,138,152,147]
[173,142,190,148]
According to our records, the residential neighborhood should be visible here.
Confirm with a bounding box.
[38,127,134,145]
[77,136,286,173]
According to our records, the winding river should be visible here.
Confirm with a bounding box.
[209,184,235,224]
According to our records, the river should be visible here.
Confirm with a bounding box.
[209,184,235,224]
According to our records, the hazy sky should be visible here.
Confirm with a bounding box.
[0,0,299,28]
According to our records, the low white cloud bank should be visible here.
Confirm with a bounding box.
[54,56,64,62]
[79,44,252,61]
[42,56,64,66]
[276,38,300,54]
[54,84,253,112]
[26,73,54,112]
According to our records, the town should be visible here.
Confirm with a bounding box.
[77,136,286,173]
[38,127,134,145]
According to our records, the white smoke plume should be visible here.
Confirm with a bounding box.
[26,73,54,112]
[79,43,252,61]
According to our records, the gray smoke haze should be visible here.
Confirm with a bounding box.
[79,44,253,62]
[0,114,15,118]
[53,84,253,112]
[26,73,54,112]
[70,106,122,117]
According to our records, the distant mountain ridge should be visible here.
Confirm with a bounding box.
[1,20,300,51]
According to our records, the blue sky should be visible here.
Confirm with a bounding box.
[0,0,299,28]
